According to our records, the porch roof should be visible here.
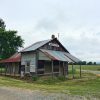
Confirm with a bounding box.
[40,49,81,63]
[0,53,21,63]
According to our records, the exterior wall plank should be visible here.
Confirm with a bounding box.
[39,51,51,61]
[21,52,36,73]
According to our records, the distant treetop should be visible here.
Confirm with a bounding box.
[0,18,6,30]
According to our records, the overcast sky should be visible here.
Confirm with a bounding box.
[0,0,100,62]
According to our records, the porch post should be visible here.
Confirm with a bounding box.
[51,60,54,78]
[36,50,39,76]
[66,62,68,78]
[63,62,65,77]
[1,64,3,75]
[10,63,12,75]
[5,64,7,76]
[59,61,60,76]
[80,63,82,78]
[0,64,1,74]
[72,63,74,79]
[14,63,15,76]
[6,64,8,75]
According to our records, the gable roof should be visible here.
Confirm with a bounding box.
[0,53,21,63]
[21,39,51,52]
[21,38,69,53]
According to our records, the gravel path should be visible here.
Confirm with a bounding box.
[0,86,99,100]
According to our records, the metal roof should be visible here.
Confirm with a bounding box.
[40,49,78,63]
[21,39,51,52]
[0,53,21,63]
[64,53,81,63]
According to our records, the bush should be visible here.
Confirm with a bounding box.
[58,76,66,81]
[32,75,39,81]
[24,73,30,77]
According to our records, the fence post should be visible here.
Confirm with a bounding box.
[72,63,74,79]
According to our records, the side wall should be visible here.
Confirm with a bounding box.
[39,51,51,61]
[6,62,20,75]
[21,52,36,73]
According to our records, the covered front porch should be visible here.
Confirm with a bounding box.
[37,49,82,78]
[37,60,68,77]
[0,53,21,77]
[0,62,21,76]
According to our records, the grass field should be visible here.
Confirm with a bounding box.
[0,72,100,99]
[69,65,100,71]
[0,68,5,73]
[0,65,100,99]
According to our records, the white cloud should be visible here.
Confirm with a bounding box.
[0,0,100,61]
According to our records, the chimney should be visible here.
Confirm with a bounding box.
[51,34,55,39]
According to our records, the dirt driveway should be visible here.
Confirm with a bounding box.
[0,86,99,100]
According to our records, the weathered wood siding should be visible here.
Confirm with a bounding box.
[6,63,19,74]
[39,51,51,61]
[21,52,36,72]
[40,39,66,52]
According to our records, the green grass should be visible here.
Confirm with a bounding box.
[68,65,100,71]
[0,65,100,98]
[0,68,5,73]
[0,72,100,98]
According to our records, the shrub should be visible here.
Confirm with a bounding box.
[32,75,39,81]
[58,76,66,81]
[24,73,30,77]
[24,73,31,80]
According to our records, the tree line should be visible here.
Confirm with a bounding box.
[69,61,97,65]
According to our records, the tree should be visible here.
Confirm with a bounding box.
[94,62,96,65]
[87,62,92,65]
[0,18,6,30]
[82,61,86,65]
[0,18,24,59]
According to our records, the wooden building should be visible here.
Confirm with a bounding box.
[21,36,81,77]
[0,35,81,77]
[0,53,21,76]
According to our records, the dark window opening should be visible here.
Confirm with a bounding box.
[38,60,44,69]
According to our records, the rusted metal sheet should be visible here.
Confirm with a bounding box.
[40,49,81,63]
[40,49,73,62]
[64,53,81,63]
[0,53,21,63]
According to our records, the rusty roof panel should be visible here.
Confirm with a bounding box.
[40,49,73,62]
[64,53,81,63]
[0,53,21,63]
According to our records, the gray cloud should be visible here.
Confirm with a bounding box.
[62,32,100,61]
[1,0,100,61]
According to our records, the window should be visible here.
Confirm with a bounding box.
[38,60,44,69]
[25,61,30,73]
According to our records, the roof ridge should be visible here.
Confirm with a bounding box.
[21,39,51,52]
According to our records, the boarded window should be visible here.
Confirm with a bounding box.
[25,61,30,73]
